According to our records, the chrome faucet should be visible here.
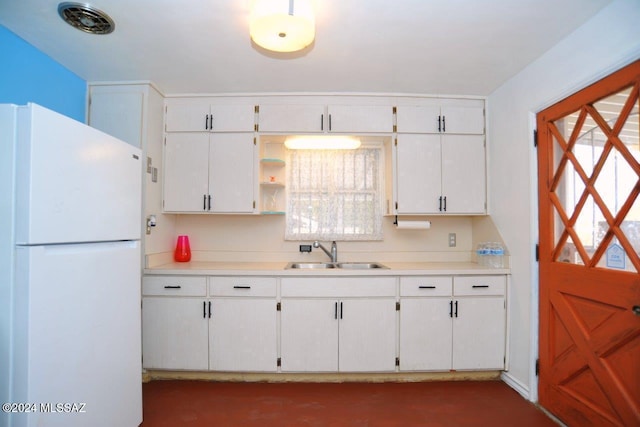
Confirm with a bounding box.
[313,240,338,263]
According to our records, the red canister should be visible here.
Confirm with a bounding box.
[174,235,191,262]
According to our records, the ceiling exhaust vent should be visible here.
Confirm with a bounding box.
[58,2,115,35]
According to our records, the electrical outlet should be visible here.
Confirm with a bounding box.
[299,245,312,253]
[448,233,457,247]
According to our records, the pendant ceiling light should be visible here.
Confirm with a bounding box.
[250,0,315,52]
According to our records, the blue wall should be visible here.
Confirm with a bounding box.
[0,25,86,122]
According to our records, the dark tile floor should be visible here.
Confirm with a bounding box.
[142,380,559,426]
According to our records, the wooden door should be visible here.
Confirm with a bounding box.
[538,60,640,427]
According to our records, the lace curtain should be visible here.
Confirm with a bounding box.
[285,147,384,241]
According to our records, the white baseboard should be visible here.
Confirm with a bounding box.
[501,371,532,401]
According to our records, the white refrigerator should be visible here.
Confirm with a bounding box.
[1,103,143,427]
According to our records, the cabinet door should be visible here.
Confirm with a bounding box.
[142,297,209,370]
[396,134,441,214]
[209,298,277,372]
[280,299,339,372]
[165,98,211,131]
[88,91,144,148]
[327,105,394,133]
[395,105,441,133]
[452,297,506,370]
[258,104,325,132]
[209,133,255,213]
[163,133,210,212]
[338,298,397,372]
[441,135,486,214]
[399,298,452,371]
[209,104,256,132]
[440,105,484,134]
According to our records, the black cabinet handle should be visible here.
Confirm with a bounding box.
[442,115,446,132]
[205,114,209,130]
[203,194,207,210]
[208,195,212,211]
[439,196,443,212]
[472,285,490,288]
[454,300,458,318]
[419,286,436,289]
[340,301,343,319]
[443,196,447,212]
[438,116,441,132]
[321,114,324,131]
[449,300,453,318]
[329,114,332,131]
[209,115,213,130]
[334,302,338,319]
[233,285,251,289]
[164,285,181,289]
[203,301,206,318]
[208,301,212,318]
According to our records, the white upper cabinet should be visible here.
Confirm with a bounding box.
[165,98,256,132]
[396,100,484,134]
[258,104,393,133]
[258,104,325,133]
[394,98,487,215]
[440,135,486,214]
[163,133,210,212]
[395,134,486,214]
[326,105,394,133]
[163,132,255,213]
[396,134,442,214]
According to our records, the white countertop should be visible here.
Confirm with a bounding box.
[144,261,510,276]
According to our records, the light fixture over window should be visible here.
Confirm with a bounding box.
[250,0,315,52]
[285,136,361,150]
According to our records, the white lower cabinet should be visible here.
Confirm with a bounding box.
[280,277,397,372]
[400,297,453,371]
[452,276,507,370]
[142,276,277,372]
[337,298,397,372]
[142,276,209,370]
[280,299,339,372]
[209,277,278,372]
[399,275,506,371]
[142,273,507,374]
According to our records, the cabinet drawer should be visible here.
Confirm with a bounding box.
[400,276,452,296]
[143,276,207,296]
[454,276,506,296]
[281,277,396,297]
[209,277,277,297]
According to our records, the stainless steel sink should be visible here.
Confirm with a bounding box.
[285,262,388,270]
[286,262,336,269]
[336,262,388,269]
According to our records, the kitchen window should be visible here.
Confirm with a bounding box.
[285,144,384,241]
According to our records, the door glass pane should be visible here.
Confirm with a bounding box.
[551,85,640,271]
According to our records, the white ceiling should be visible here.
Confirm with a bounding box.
[0,0,613,96]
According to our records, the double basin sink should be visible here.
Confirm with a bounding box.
[285,262,389,270]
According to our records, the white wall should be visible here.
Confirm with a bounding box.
[488,0,640,400]
[174,214,477,263]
